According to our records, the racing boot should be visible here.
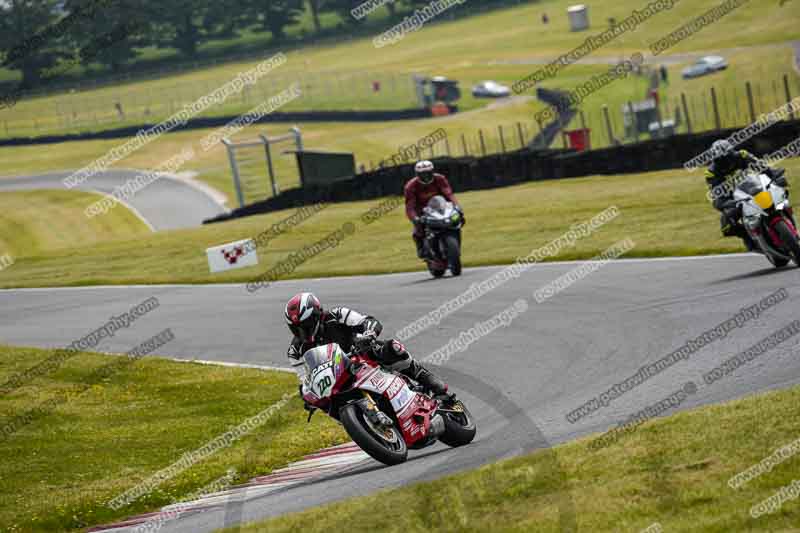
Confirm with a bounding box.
[405,360,452,398]
[742,234,757,253]
[414,236,430,260]
[735,226,757,252]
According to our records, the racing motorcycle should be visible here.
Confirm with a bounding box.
[301,336,476,466]
[420,195,464,278]
[733,170,800,267]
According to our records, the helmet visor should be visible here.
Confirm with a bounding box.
[419,171,434,184]
[290,319,320,343]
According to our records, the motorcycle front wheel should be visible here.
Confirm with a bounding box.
[773,218,800,266]
[340,403,408,465]
[443,234,462,276]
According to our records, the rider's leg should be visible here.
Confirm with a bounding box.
[374,340,451,396]
[413,226,427,259]
[720,210,737,237]
[735,226,756,252]
[722,208,756,251]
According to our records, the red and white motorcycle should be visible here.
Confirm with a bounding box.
[301,337,476,465]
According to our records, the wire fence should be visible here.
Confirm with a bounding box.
[0,70,418,139]
[557,73,800,150]
[420,73,800,162]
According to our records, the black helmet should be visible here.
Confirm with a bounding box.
[710,139,736,171]
[285,292,322,343]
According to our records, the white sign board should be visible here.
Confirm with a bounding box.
[206,238,258,273]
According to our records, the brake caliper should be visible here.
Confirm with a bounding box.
[358,393,393,428]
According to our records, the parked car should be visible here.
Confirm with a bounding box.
[681,56,728,79]
[471,80,511,98]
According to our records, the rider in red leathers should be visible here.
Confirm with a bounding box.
[284,292,453,411]
[404,160,463,259]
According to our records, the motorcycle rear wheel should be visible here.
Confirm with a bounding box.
[438,400,476,447]
[428,264,446,278]
[773,218,800,266]
[340,403,408,465]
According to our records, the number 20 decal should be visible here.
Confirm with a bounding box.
[315,375,332,393]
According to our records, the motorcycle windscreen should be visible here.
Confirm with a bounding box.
[737,175,764,197]
[426,195,447,213]
[303,344,332,370]
[303,344,340,399]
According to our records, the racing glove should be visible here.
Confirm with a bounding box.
[455,205,465,225]
[287,344,301,360]
[299,383,316,411]
[361,318,381,338]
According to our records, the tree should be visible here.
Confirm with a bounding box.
[0,0,70,88]
[326,0,367,26]
[246,0,305,42]
[308,0,323,33]
[143,0,245,58]
[61,0,153,73]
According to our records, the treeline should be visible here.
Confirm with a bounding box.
[0,0,530,89]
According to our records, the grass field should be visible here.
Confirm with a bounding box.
[0,345,347,533]
[0,190,150,259]
[1,45,796,208]
[230,382,800,533]
[0,0,797,138]
[0,69,647,205]
[2,159,798,289]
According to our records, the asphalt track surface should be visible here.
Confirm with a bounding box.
[2,253,800,531]
[0,170,226,230]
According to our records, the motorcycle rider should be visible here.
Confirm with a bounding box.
[404,160,463,259]
[284,292,453,410]
[704,140,786,250]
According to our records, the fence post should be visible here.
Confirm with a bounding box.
[784,74,795,120]
[444,136,451,156]
[746,81,756,123]
[461,133,468,156]
[258,134,280,197]
[478,129,486,156]
[222,139,246,208]
[680,93,692,134]
[602,105,614,146]
[516,122,525,148]
[710,87,721,131]
[498,125,506,153]
[627,101,638,142]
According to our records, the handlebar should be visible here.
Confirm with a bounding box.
[350,334,378,356]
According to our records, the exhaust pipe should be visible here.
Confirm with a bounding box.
[430,413,446,438]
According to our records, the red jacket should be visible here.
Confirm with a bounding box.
[404,173,458,221]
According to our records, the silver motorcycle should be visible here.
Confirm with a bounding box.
[733,170,800,267]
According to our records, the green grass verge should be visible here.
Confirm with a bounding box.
[0,345,348,533]
[0,190,151,258]
[1,159,799,289]
[227,383,800,533]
